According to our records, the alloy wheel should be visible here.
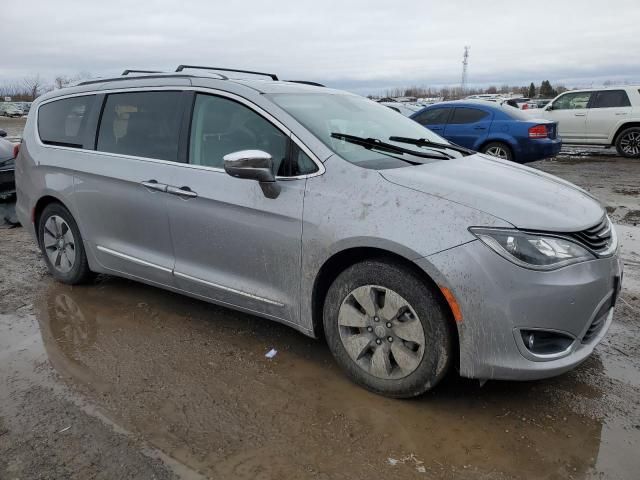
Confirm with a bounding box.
[43,215,76,273]
[485,146,509,159]
[620,131,640,156]
[337,285,425,379]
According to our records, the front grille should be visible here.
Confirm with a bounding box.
[568,217,613,254]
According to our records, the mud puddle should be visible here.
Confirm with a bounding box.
[0,272,637,479]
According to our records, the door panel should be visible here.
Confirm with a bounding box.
[545,91,592,143]
[164,168,304,321]
[73,155,176,285]
[443,107,491,149]
[586,90,632,143]
[73,90,187,286]
[165,92,306,322]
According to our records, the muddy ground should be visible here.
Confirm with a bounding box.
[1,117,639,479]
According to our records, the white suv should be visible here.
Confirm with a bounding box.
[532,86,640,158]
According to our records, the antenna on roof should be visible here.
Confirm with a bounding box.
[175,65,278,81]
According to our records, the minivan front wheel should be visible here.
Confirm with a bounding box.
[615,127,640,158]
[38,203,94,284]
[323,260,453,398]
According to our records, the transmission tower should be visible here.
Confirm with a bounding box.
[461,46,470,95]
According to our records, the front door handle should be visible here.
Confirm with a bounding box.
[167,185,198,198]
[474,126,487,130]
[141,179,167,192]
[574,112,586,117]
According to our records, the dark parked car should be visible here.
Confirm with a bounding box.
[411,100,562,163]
[0,130,17,197]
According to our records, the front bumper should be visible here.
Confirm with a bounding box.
[420,240,622,381]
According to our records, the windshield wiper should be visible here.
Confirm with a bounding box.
[388,136,474,155]
[330,133,452,161]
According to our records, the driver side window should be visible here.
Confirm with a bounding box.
[552,92,592,110]
[189,94,289,175]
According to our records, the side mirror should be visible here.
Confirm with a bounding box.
[0,130,6,138]
[545,104,553,111]
[223,150,281,199]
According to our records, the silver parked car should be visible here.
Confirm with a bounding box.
[15,67,622,397]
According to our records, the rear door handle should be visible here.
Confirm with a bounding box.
[615,112,628,116]
[574,112,586,117]
[167,185,198,198]
[141,179,167,192]
[474,126,487,130]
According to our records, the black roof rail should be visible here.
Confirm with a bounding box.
[77,74,194,86]
[122,69,164,75]
[175,65,277,81]
[285,80,325,87]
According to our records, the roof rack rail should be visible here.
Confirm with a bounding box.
[286,80,325,87]
[122,69,164,75]
[175,65,278,81]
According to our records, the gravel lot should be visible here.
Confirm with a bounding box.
[1,117,639,479]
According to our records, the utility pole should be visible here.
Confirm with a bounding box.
[461,46,470,96]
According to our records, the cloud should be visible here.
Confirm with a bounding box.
[3,0,639,94]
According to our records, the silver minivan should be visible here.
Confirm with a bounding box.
[15,67,622,397]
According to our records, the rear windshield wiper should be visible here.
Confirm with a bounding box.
[388,136,474,155]
[330,133,453,161]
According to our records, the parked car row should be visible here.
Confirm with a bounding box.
[381,85,640,161]
[0,102,31,117]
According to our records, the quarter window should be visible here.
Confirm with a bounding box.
[189,94,291,175]
[449,108,489,124]
[38,95,96,148]
[413,108,450,126]
[591,90,631,108]
[552,92,592,110]
[96,91,183,161]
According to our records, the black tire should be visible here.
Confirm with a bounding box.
[615,127,640,158]
[38,203,94,285]
[481,141,513,161]
[323,259,453,398]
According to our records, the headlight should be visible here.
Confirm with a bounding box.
[469,228,595,270]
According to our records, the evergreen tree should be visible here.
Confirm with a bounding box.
[527,82,536,98]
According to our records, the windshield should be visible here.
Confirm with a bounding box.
[268,93,455,167]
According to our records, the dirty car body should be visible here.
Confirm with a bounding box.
[15,71,622,396]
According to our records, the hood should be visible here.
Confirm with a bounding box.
[380,154,604,232]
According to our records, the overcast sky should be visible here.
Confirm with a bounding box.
[3,0,640,94]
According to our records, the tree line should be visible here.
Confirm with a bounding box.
[382,80,568,100]
[0,73,92,101]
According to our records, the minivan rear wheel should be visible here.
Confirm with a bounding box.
[323,259,453,398]
[615,127,640,158]
[38,203,94,284]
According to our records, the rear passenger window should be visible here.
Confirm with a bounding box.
[591,90,631,108]
[97,91,183,161]
[449,108,489,124]
[413,108,450,126]
[38,95,96,148]
[189,94,290,175]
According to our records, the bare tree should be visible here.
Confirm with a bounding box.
[23,75,46,100]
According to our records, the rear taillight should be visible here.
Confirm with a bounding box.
[528,124,548,139]
[13,143,20,158]
[522,104,529,110]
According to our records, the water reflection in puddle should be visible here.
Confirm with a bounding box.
[8,277,634,479]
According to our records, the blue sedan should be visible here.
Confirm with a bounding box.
[410,100,562,163]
